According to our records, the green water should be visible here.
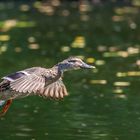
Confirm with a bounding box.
[0,1,140,140]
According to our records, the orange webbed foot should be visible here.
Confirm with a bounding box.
[0,99,12,117]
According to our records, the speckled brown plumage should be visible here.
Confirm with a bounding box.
[0,57,95,116]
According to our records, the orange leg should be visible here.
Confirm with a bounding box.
[0,99,12,116]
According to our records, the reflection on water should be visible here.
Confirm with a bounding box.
[0,0,140,140]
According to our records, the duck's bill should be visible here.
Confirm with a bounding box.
[81,63,96,69]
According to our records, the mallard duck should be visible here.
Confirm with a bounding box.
[0,57,95,116]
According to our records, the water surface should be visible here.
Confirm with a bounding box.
[0,1,140,140]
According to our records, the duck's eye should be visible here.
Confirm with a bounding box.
[68,60,76,63]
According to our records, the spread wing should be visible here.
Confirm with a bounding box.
[9,74,68,99]
[10,74,45,94]
[38,79,68,99]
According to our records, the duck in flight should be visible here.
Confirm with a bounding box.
[0,57,95,116]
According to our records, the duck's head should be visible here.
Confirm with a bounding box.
[56,57,95,72]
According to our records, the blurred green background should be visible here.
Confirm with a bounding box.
[0,0,140,140]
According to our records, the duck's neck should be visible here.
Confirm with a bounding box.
[52,65,63,77]
[55,63,71,73]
